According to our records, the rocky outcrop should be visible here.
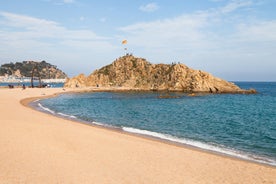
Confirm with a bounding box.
[64,73,87,88]
[64,55,256,94]
[0,60,67,79]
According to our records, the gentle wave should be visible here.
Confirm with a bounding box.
[57,112,77,119]
[38,103,77,119]
[122,127,276,166]
[38,103,55,114]
[92,121,105,126]
[91,121,120,130]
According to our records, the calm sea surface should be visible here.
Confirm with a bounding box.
[37,82,276,166]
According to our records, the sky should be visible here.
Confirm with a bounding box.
[0,0,275,81]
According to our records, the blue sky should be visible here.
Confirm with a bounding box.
[0,0,275,81]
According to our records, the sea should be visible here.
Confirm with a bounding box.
[34,82,276,166]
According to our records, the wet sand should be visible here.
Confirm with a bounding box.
[0,87,275,183]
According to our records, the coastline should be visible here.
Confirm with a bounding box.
[29,94,276,167]
[0,87,275,183]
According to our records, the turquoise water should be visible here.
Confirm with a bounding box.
[38,82,276,166]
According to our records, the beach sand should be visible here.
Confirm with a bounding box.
[0,87,275,183]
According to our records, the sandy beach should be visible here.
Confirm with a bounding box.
[0,87,275,183]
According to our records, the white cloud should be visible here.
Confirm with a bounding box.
[219,0,253,13]
[236,21,276,41]
[0,11,117,76]
[120,0,264,54]
[0,12,58,31]
[0,11,106,40]
[119,0,276,80]
[63,0,74,3]
[139,3,159,12]
[120,7,217,55]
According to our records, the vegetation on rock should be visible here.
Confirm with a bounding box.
[0,61,67,79]
[64,55,256,94]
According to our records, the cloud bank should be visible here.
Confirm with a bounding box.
[0,11,116,76]
[119,1,276,80]
[0,0,275,80]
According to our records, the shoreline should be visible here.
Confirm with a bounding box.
[27,91,276,168]
[1,87,275,183]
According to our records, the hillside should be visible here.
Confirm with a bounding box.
[0,60,67,79]
[64,55,255,93]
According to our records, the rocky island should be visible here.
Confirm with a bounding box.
[65,55,256,94]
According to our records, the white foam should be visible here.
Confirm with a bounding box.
[38,103,55,114]
[92,121,119,129]
[92,121,105,126]
[122,127,276,166]
[57,112,77,119]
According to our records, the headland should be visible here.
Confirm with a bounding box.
[65,55,256,94]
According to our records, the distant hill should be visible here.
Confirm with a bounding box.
[64,55,256,94]
[0,60,67,79]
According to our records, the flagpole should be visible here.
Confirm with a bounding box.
[122,39,128,55]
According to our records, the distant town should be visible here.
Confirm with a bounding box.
[0,60,67,85]
[0,75,66,83]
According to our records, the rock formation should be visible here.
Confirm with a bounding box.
[0,60,67,79]
[64,55,256,94]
